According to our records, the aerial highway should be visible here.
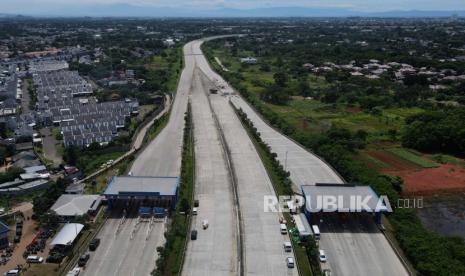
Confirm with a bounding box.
[182,69,239,276]
[85,36,406,276]
[192,37,409,276]
[82,41,196,276]
[230,95,409,276]
[184,39,298,276]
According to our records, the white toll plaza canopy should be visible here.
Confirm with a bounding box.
[50,223,84,247]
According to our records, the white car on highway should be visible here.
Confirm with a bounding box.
[319,250,327,262]
[286,257,295,268]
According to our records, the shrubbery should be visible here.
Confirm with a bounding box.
[402,108,465,156]
[226,68,465,276]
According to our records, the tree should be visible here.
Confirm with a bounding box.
[273,71,288,87]
[64,145,79,165]
[260,85,290,105]
[298,79,311,97]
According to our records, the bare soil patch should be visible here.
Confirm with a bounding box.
[384,164,465,196]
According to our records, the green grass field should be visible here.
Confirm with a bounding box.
[82,151,125,174]
[359,152,396,170]
[386,148,439,168]
[209,45,425,144]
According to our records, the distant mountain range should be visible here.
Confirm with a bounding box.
[1,5,465,18]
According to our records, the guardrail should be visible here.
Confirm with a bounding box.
[231,101,305,276]
[204,81,245,276]
[381,224,417,276]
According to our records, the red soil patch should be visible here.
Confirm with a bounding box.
[383,164,465,196]
[346,106,362,114]
[368,150,421,170]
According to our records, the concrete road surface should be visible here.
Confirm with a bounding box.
[208,80,298,276]
[228,95,408,276]
[182,70,238,276]
[82,41,197,276]
[180,39,298,276]
[192,38,408,276]
[82,215,165,276]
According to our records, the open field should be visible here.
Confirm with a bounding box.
[367,149,421,171]
[386,148,439,168]
[362,147,465,195]
[385,164,465,195]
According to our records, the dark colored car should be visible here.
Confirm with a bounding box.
[78,253,90,267]
[46,253,64,263]
[190,230,197,240]
[89,238,100,251]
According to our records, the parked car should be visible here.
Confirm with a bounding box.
[280,223,287,234]
[78,254,90,267]
[190,230,198,240]
[26,255,43,263]
[3,269,20,275]
[192,207,198,215]
[286,257,295,268]
[46,253,64,263]
[89,238,100,251]
[319,250,327,262]
[66,267,81,276]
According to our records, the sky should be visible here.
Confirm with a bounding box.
[1,0,465,15]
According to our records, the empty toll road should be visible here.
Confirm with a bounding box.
[182,70,238,276]
[82,41,197,276]
[229,95,408,276]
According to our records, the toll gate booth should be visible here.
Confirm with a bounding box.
[301,184,392,225]
[103,176,179,212]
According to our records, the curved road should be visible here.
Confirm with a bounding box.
[183,39,299,276]
[200,37,409,276]
[82,41,196,276]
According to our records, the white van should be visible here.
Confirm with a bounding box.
[312,225,320,240]
[283,241,292,252]
[27,255,43,263]
[280,223,287,234]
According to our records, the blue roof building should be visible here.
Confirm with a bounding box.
[103,176,179,211]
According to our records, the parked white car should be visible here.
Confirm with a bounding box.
[66,267,81,276]
[26,255,43,263]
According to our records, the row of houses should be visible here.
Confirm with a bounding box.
[28,60,69,73]
[32,69,139,147]
[304,59,465,86]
